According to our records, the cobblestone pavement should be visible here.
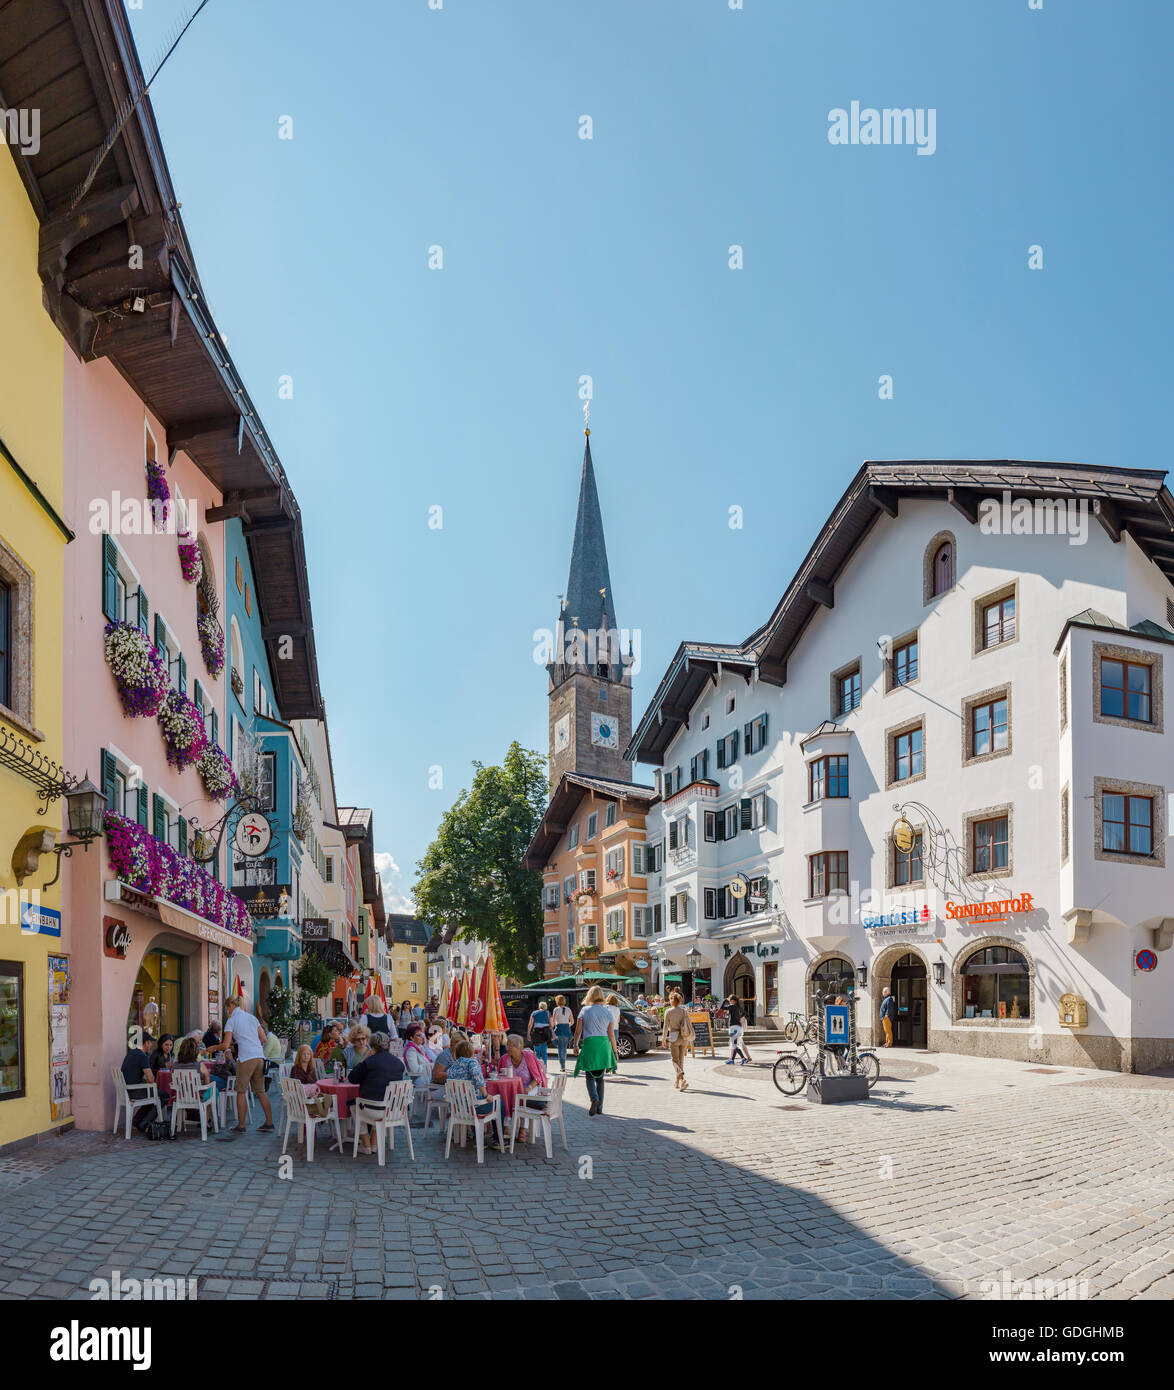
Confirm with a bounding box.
[2,1051,1173,1301]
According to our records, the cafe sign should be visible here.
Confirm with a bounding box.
[236,884,291,921]
[103,918,132,960]
[234,812,273,858]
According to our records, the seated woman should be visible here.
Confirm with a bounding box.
[150,1034,176,1102]
[170,1036,213,1101]
[289,1043,318,1086]
[343,1025,372,1071]
[504,1034,548,1109]
[401,1025,436,1090]
[313,1022,342,1061]
[444,1038,496,1117]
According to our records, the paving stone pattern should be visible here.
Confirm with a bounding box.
[1,1052,1172,1301]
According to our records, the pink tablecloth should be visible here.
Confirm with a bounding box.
[485,1077,525,1118]
[315,1079,360,1119]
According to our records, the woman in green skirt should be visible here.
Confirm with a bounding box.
[573,985,619,1116]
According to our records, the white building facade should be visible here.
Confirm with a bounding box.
[630,463,1174,1071]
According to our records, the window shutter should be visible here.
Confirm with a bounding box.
[152,794,165,841]
[136,784,149,829]
[136,586,149,635]
[178,817,188,857]
[101,535,119,621]
[194,679,204,717]
[717,888,726,919]
[761,712,768,744]
[744,720,752,751]
[704,887,716,919]
[211,708,219,747]
[690,755,697,782]
[669,820,678,850]
[100,749,117,811]
[669,894,678,925]
[716,739,725,770]
[741,798,753,830]
[154,613,166,656]
[731,731,739,763]
[716,811,725,841]
[178,653,187,695]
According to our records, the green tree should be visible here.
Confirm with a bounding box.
[294,954,336,1020]
[413,742,548,980]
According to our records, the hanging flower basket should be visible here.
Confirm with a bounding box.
[104,811,253,940]
[292,798,312,842]
[198,610,225,678]
[157,690,209,771]
[104,621,170,718]
[178,535,202,584]
[197,743,237,802]
[145,459,170,529]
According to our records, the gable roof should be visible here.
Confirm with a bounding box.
[523,771,657,870]
[628,460,1174,763]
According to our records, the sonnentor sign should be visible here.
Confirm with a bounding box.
[946,894,1034,921]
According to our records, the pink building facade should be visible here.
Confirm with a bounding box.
[62,353,252,1132]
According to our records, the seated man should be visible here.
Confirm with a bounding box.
[347,1032,407,1154]
[121,1033,158,1132]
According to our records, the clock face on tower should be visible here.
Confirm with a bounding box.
[554,714,571,753]
[591,711,618,749]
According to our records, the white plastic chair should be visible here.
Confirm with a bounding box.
[313,1057,327,1080]
[422,1089,449,1135]
[352,1079,415,1164]
[280,1077,341,1162]
[111,1065,162,1139]
[170,1069,219,1140]
[217,1074,257,1128]
[509,1073,568,1157]
[278,1060,294,1082]
[444,1079,503,1164]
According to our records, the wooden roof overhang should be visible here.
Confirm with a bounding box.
[0,0,323,719]
[625,643,756,766]
[628,460,1174,766]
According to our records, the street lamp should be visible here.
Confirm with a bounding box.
[685,946,702,972]
[42,776,106,889]
[856,963,868,988]
[932,959,946,986]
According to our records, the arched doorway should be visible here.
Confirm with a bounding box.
[258,970,272,1023]
[807,955,855,1012]
[723,954,756,1025]
[873,947,928,1047]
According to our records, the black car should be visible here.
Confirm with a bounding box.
[500,988,659,1059]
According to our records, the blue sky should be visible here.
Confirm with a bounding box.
[128,0,1174,910]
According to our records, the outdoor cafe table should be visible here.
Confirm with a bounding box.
[484,1076,525,1118]
[315,1079,359,1119]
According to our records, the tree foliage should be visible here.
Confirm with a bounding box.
[412,742,548,980]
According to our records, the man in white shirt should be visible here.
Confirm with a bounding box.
[217,997,275,1137]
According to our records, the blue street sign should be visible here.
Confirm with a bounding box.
[21,902,62,937]
[824,1003,849,1043]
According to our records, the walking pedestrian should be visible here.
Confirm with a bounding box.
[573,985,618,1116]
[879,986,895,1047]
[216,996,275,1137]
[360,995,397,1039]
[724,994,751,1065]
[551,995,574,1072]
[526,998,552,1065]
[661,990,694,1092]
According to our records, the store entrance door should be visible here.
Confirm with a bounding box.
[890,953,927,1047]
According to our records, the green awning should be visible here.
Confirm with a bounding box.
[663,972,683,981]
[522,971,642,988]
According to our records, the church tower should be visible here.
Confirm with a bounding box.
[547,430,634,786]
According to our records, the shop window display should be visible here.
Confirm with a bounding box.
[960,945,1030,1020]
[0,962,24,1098]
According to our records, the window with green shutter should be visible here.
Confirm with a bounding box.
[154,613,166,657]
[194,679,204,720]
[136,784,149,829]
[210,708,218,747]
[177,653,186,696]
[100,749,117,813]
[102,536,120,621]
[136,586,149,635]
[178,817,187,856]
[152,794,166,842]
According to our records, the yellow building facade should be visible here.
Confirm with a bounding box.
[0,145,70,1151]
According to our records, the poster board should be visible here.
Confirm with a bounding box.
[48,954,71,1121]
[689,1011,715,1057]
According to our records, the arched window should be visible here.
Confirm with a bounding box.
[229,615,245,698]
[932,540,953,596]
[960,945,1030,1020]
[808,955,854,1011]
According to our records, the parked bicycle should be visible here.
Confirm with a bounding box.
[772,1040,880,1095]
[781,1011,819,1044]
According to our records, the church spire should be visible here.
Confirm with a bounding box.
[561,429,618,650]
